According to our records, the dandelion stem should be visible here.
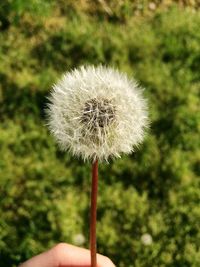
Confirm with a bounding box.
[90,159,98,267]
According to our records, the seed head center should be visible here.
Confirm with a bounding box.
[81,98,116,130]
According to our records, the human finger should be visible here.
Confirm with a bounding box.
[19,243,115,267]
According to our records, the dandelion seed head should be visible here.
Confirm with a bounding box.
[141,233,153,246]
[73,233,85,246]
[46,65,149,161]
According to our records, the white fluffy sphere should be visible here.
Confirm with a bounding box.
[72,233,85,246]
[141,233,153,245]
[46,65,148,161]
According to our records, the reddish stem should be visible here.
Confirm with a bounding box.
[90,159,98,267]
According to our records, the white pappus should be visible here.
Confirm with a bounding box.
[46,65,149,161]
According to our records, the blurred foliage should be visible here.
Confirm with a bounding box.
[0,1,200,267]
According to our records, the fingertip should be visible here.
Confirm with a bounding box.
[97,254,116,267]
[51,243,116,267]
[19,243,116,267]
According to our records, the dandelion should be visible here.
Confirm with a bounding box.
[46,65,148,162]
[141,233,153,246]
[73,233,85,246]
[46,65,148,267]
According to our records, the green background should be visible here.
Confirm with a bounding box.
[0,1,200,266]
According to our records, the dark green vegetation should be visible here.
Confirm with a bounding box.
[0,1,200,266]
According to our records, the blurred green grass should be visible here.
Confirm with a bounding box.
[0,1,200,266]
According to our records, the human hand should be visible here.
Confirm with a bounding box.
[19,243,115,267]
